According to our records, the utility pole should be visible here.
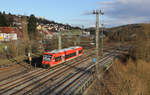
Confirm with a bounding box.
[93,9,104,78]
[22,16,30,54]
[22,16,29,44]
[58,31,62,50]
[22,16,32,67]
[101,23,104,57]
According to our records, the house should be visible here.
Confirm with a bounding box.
[0,27,22,42]
[82,31,90,37]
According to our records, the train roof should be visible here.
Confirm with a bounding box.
[48,46,82,54]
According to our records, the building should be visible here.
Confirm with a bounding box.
[0,27,22,42]
[82,31,90,37]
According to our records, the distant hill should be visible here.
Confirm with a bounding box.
[107,23,150,62]
[107,23,150,42]
[86,27,109,36]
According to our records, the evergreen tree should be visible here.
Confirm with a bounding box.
[2,11,5,15]
[8,12,11,15]
[28,14,37,40]
[0,12,8,26]
[8,16,14,26]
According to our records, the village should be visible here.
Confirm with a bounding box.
[0,14,91,42]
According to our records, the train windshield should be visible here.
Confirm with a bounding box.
[43,55,52,61]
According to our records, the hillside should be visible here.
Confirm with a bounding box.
[36,18,81,30]
[85,56,150,95]
[107,23,150,42]
[0,11,81,30]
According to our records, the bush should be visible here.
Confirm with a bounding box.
[0,44,6,58]
[8,43,17,58]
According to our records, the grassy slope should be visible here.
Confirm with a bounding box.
[85,57,150,95]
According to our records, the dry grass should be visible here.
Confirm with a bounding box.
[85,58,150,95]
[0,59,11,65]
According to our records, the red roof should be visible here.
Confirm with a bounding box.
[0,27,23,38]
[0,27,17,33]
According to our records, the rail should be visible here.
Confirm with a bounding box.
[73,56,115,95]
[73,48,128,95]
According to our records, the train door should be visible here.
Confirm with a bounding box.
[62,54,65,62]
[51,56,55,66]
[76,50,79,56]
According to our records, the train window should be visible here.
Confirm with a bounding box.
[55,56,61,62]
[65,54,70,59]
[73,52,76,56]
[43,55,52,61]
[65,52,76,59]
[65,55,68,59]
[79,50,82,54]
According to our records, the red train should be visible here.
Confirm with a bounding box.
[42,46,83,68]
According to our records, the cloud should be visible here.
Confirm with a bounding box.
[98,0,150,27]
[81,11,93,16]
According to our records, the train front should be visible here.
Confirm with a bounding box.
[42,53,53,68]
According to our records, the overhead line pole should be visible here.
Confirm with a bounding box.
[22,16,32,68]
[93,9,104,78]
[58,30,82,50]
[58,31,62,50]
[101,23,104,57]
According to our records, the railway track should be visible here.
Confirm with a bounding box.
[21,52,112,95]
[0,48,94,81]
[49,63,95,95]
[52,48,128,95]
[18,59,93,95]
[0,63,32,82]
[0,47,121,95]
[0,50,96,95]
[60,56,114,95]
[0,47,110,82]
[49,53,114,95]
[0,49,94,82]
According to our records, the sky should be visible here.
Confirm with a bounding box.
[0,0,150,28]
